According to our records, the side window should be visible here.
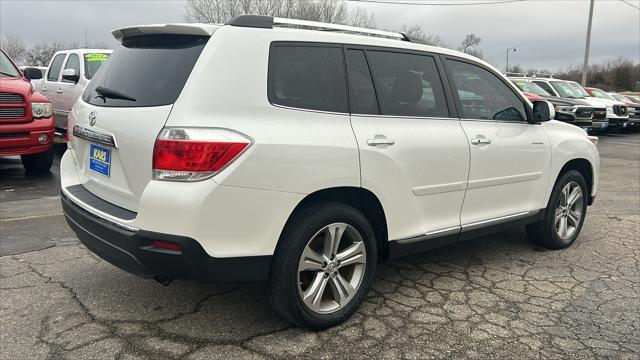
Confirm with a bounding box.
[62,54,80,83]
[268,44,348,113]
[345,50,379,115]
[366,50,449,118]
[534,81,555,96]
[447,60,526,121]
[47,54,66,82]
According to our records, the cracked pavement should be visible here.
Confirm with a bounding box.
[1,133,639,359]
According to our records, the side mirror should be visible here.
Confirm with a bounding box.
[61,68,80,83]
[23,67,42,80]
[530,100,555,123]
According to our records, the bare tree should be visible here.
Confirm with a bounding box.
[1,35,26,64]
[458,33,481,54]
[400,24,447,47]
[348,6,376,28]
[24,41,67,67]
[185,0,362,26]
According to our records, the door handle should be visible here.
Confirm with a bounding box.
[367,138,395,146]
[56,89,63,94]
[471,138,492,145]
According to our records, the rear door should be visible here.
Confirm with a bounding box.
[68,34,210,211]
[348,47,470,241]
[443,58,551,227]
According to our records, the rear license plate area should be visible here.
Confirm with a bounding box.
[89,144,111,177]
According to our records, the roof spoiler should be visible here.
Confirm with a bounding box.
[111,24,216,42]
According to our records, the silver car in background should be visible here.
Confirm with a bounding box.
[40,49,112,139]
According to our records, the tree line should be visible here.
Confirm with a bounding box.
[510,59,640,92]
[0,36,107,67]
[2,0,637,91]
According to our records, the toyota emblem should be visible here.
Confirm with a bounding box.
[89,111,97,126]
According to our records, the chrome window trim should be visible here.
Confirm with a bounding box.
[351,113,456,121]
[270,103,349,116]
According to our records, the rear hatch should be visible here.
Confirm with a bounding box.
[68,32,210,212]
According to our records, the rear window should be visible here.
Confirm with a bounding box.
[268,44,348,113]
[366,50,449,118]
[83,34,208,108]
[83,53,110,80]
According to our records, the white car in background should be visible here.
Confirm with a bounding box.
[40,49,111,139]
[530,77,629,131]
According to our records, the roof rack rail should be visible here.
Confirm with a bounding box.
[227,14,410,42]
[531,73,554,79]
[505,72,527,77]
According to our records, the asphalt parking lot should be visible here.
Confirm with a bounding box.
[1,134,639,360]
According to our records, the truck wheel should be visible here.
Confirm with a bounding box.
[267,202,377,330]
[526,170,588,249]
[21,146,54,173]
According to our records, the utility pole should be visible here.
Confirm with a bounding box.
[505,47,516,73]
[85,29,88,49]
[581,0,595,86]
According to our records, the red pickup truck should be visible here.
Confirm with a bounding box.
[0,49,55,172]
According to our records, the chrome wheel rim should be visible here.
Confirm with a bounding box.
[297,223,367,314]
[555,181,584,240]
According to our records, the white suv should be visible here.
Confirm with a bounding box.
[60,16,600,329]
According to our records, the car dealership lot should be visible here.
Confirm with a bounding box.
[1,134,639,360]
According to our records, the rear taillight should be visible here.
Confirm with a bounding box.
[152,128,252,182]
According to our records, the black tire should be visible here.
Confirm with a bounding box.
[21,146,54,173]
[267,201,377,330]
[526,170,588,249]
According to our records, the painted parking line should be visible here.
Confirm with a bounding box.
[1,212,64,222]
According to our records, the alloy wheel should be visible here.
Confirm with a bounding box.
[297,223,367,314]
[555,181,584,240]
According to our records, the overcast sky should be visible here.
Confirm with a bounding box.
[1,0,639,71]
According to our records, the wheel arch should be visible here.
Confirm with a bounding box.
[278,187,390,258]
[556,158,595,205]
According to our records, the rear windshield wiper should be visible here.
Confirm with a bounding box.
[94,86,136,102]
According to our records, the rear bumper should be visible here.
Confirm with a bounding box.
[61,192,272,285]
[0,117,54,156]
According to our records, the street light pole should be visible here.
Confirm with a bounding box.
[506,47,516,73]
[581,0,595,86]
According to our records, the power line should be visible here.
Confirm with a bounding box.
[619,0,640,10]
[345,0,528,5]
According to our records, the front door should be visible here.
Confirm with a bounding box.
[41,53,67,130]
[347,48,470,241]
[58,53,82,130]
[444,58,551,227]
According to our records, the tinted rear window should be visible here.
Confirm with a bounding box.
[268,44,348,113]
[83,35,208,107]
[366,50,449,118]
